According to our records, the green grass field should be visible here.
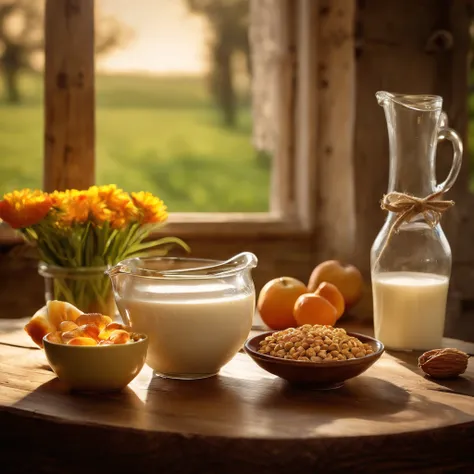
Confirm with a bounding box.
[0,73,271,212]
[4,73,473,209]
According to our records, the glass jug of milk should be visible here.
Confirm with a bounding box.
[371,92,462,351]
[107,252,257,379]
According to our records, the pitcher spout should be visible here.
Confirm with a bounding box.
[376,91,442,111]
[105,262,131,291]
[375,91,394,106]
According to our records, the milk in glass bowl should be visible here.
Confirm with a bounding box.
[107,253,257,380]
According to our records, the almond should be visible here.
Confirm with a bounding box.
[418,348,470,379]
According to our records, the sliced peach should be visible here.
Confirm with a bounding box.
[75,313,112,330]
[61,324,100,343]
[98,322,130,340]
[59,320,78,332]
[67,337,98,346]
[46,300,83,328]
[24,306,55,348]
[81,323,100,340]
[105,322,128,331]
[45,331,63,344]
[108,330,130,345]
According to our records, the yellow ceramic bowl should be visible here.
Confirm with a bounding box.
[43,335,148,391]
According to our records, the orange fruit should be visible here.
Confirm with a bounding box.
[24,300,84,348]
[257,277,308,330]
[315,282,345,319]
[293,293,338,327]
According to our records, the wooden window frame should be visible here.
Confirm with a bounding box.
[0,0,318,243]
[165,0,317,239]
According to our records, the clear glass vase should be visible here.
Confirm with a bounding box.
[38,262,116,317]
[371,92,463,351]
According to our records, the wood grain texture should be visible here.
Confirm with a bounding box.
[294,0,318,230]
[314,0,357,262]
[43,0,95,191]
[0,327,473,473]
[353,0,440,276]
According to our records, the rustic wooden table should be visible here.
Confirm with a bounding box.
[1,318,473,474]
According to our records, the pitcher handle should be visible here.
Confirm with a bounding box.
[435,112,463,194]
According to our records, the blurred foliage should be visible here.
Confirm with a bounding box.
[0,0,131,103]
[185,0,250,128]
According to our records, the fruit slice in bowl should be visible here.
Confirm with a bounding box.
[24,300,148,391]
[24,300,84,347]
[42,332,148,391]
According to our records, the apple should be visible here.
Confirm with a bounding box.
[308,260,363,307]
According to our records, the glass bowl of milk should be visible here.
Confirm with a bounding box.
[107,252,257,380]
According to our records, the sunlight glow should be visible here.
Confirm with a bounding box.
[98,0,208,75]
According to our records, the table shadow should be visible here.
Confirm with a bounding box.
[256,375,410,417]
[253,373,474,434]
[388,350,474,398]
[145,372,246,418]
[11,377,147,428]
[139,372,251,435]
[0,341,39,350]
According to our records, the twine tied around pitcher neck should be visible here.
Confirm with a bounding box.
[374,190,455,267]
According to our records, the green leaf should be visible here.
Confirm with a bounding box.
[103,228,119,257]
[115,223,140,260]
[123,236,190,258]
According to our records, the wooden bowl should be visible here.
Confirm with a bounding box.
[43,335,148,392]
[244,331,384,389]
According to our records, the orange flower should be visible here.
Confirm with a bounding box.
[0,189,52,229]
[131,191,168,224]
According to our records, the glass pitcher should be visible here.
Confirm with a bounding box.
[106,252,257,380]
[371,92,463,351]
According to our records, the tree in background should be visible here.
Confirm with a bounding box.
[185,0,250,128]
[0,0,131,104]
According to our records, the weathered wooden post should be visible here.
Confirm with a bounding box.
[43,0,95,191]
[352,0,473,338]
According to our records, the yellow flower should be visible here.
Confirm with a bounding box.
[86,186,111,224]
[131,191,168,224]
[0,189,52,229]
[50,189,90,226]
[89,185,137,229]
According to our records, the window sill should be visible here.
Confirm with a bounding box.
[0,213,312,247]
[155,212,312,239]
[0,224,22,246]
